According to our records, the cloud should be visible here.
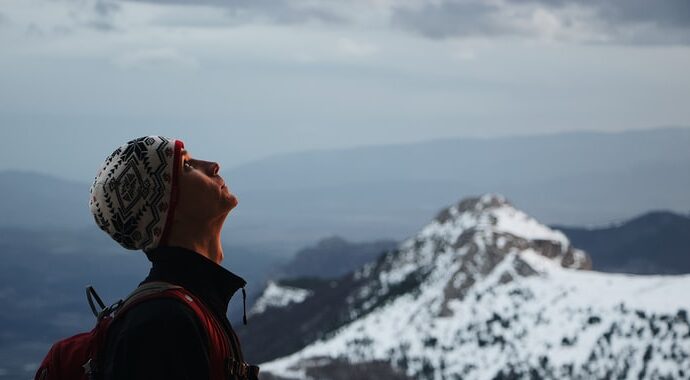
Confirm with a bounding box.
[530,0,690,27]
[390,0,690,44]
[84,0,121,31]
[126,0,690,45]
[10,0,122,34]
[58,0,122,32]
[113,47,199,69]
[391,1,519,39]
[389,1,605,43]
[529,0,690,44]
[127,0,346,25]
[93,0,120,18]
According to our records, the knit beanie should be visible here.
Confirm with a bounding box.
[89,136,185,252]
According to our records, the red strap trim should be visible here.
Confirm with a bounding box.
[159,139,184,246]
[167,290,229,380]
[115,289,230,380]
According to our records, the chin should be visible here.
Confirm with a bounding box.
[228,195,239,210]
[219,196,238,214]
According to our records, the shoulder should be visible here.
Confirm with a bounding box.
[118,297,205,333]
[107,297,211,349]
[101,298,213,379]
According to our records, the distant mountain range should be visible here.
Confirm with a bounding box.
[0,170,92,228]
[276,236,397,280]
[556,211,690,275]
[240,195,690,380]
[223,127,690,249]
[1,127,689,252]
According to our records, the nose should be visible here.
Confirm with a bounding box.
[189,159,220,176]
[208,162,220,176]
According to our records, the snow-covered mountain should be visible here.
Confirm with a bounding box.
[250,195,690,380]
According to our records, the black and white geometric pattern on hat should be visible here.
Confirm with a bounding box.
[89,136,182,252]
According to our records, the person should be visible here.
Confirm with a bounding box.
[89,136,258,379]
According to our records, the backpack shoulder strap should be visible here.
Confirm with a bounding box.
[112,282,231,380]
[116,281,183,313]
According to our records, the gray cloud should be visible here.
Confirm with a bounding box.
[392,0,690,44]
[524,0,690,27]
[18,1,121,36]
[391,1,518,39]
[87,0,121,31]
[94,0,120,18]
[114,0,690,44]
[127,0,345,25]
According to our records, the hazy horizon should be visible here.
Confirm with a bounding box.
[1,125,687,183]
[2,126,688,250]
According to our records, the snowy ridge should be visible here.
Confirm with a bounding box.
[260,195,690,380]
[250,281,313,315]
[419,194,567,246]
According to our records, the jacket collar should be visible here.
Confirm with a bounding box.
[142,246,246,318]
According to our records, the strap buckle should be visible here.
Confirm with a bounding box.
[226,358,249,378]
[97,299,123,321]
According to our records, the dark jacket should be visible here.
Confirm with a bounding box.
[101,246,253,380]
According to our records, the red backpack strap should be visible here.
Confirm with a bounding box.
[161,288,230,380]
[114,282,231,380]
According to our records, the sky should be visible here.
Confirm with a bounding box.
[1,0,689,182]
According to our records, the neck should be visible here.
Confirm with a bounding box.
[164,216,225,264]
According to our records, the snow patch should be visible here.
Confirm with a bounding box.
[492,206,569,247]
[251,281,313,315]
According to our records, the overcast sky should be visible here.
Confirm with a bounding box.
[1,0,689,182]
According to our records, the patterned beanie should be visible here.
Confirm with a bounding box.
[89,136,185,252]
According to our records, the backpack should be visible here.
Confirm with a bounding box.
[34,282,259,380]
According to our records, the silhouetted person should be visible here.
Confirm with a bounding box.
[89,136,258,379]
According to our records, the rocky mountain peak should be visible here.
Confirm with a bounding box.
[434,194,510,223]
[421,194,590,272]
[347,195,590,321]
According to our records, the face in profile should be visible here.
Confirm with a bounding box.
[174,149,238,224]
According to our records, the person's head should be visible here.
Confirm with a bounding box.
[89,136,237,253]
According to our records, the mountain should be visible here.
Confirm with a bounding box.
[556,211,690,275]
[277,236,397,280]
[223,127,690,249]
[0,171,92,229]
[238,195,690,380]
[4,127,688,255]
